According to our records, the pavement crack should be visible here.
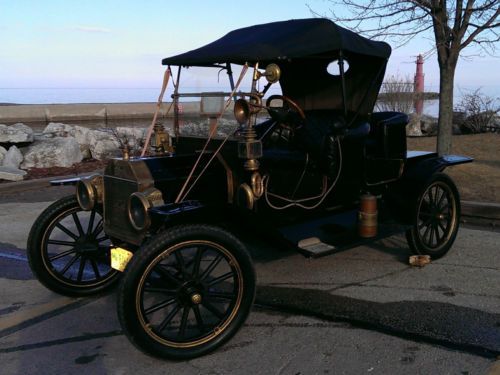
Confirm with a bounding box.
[433,262,500,272]
[0,330,123,353]
[356,283,500,300]
[276,357,293,375]
[0,297,99,338]
[327,267,410,292]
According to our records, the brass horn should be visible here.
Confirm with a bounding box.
[264,63,281,83]
[234,98,250,125]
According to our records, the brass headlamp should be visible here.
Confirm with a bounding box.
[76,175,103,211]
[128,188,164,231]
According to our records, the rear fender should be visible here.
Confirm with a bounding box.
[402,155,473,185]
[385,155,472,223]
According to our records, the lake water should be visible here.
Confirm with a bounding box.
[0,88,495,118]
[0,88,161,105]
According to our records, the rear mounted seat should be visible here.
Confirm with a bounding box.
[368,112,408,159]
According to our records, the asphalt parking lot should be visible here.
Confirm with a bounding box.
[0,185,499,374]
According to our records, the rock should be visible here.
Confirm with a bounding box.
[88,130,121,160]
[0,166,27,181]
[0,145,7,165]
[3,145,23,168]
[179,119,237,138]
[42,122,74,137]
[41,123,148,159]
[420,115,438,135]
[43,123,92,158]
[115,127,147,151]
[406,114,423,136]
[20,137,83,169]
[0,123,34,143]
[73,126,93,159]
[115,127,147,140]
[493,115,500,128]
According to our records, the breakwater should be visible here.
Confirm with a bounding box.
[0,102,203,130]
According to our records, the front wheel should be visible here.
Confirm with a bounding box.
[406,173,461,259]
[117,224,256,359]
[27,195,120,296]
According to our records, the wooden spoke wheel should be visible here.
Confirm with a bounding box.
[406,173,461,259]
[27,195,119,296]
[118,225,255,360]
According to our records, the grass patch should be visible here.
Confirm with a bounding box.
[407,133,500,203]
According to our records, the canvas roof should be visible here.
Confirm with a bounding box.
[162,18,391,66]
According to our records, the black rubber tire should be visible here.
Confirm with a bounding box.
[117,224,256,360]
[27,195,120,296]
[406,173,461,259]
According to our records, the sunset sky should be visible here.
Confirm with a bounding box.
[1,0,498,96]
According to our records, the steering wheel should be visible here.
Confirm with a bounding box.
[266,95,306,130]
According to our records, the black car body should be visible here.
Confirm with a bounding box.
[28,18,472,359]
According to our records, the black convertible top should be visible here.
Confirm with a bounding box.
[162,18,391,66]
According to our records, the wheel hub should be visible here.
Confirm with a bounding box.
[190,293,202,305]
[178,281,204,306]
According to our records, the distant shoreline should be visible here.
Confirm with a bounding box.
[0,102,156,106]
[2,92,441,106]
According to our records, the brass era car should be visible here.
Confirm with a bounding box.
[27,18,472,359]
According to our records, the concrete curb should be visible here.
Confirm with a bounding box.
[461,200,500,220]
[0,102,221,124]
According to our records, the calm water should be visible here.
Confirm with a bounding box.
[0,88,161,105]
[1,87,497,118]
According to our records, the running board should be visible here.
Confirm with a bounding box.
[278,209,409,259]
[298,237,337,257]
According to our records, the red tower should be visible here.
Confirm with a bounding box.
[414,54,424,115]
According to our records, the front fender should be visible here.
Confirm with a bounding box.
[50,177,82,186]
[149,200,240,229]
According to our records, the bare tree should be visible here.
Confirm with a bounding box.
[309,1,499,155]
[377,74,415,113]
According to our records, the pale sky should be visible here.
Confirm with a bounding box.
[1,0,498,95]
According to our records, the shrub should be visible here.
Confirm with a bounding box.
[455,89,499,134]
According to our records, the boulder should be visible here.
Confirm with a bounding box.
[420,115,438,135]
[73,126,93,159]
[88,130,121,160]
[20,137,83,169]
[41,123,148,159]
[43,123,92,158]
[42,122,74,137]
[406,114,423,136]
[0,123,34,143]
[3,145,23,168]
[0,145,7,165]
[115,127,147,151]
[0,166,27,181]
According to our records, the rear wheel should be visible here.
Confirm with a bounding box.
[27,195,119,296]
[406,173,460,259]
[117,224,256,359]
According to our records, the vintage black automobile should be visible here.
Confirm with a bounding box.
[27,18,472,359]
